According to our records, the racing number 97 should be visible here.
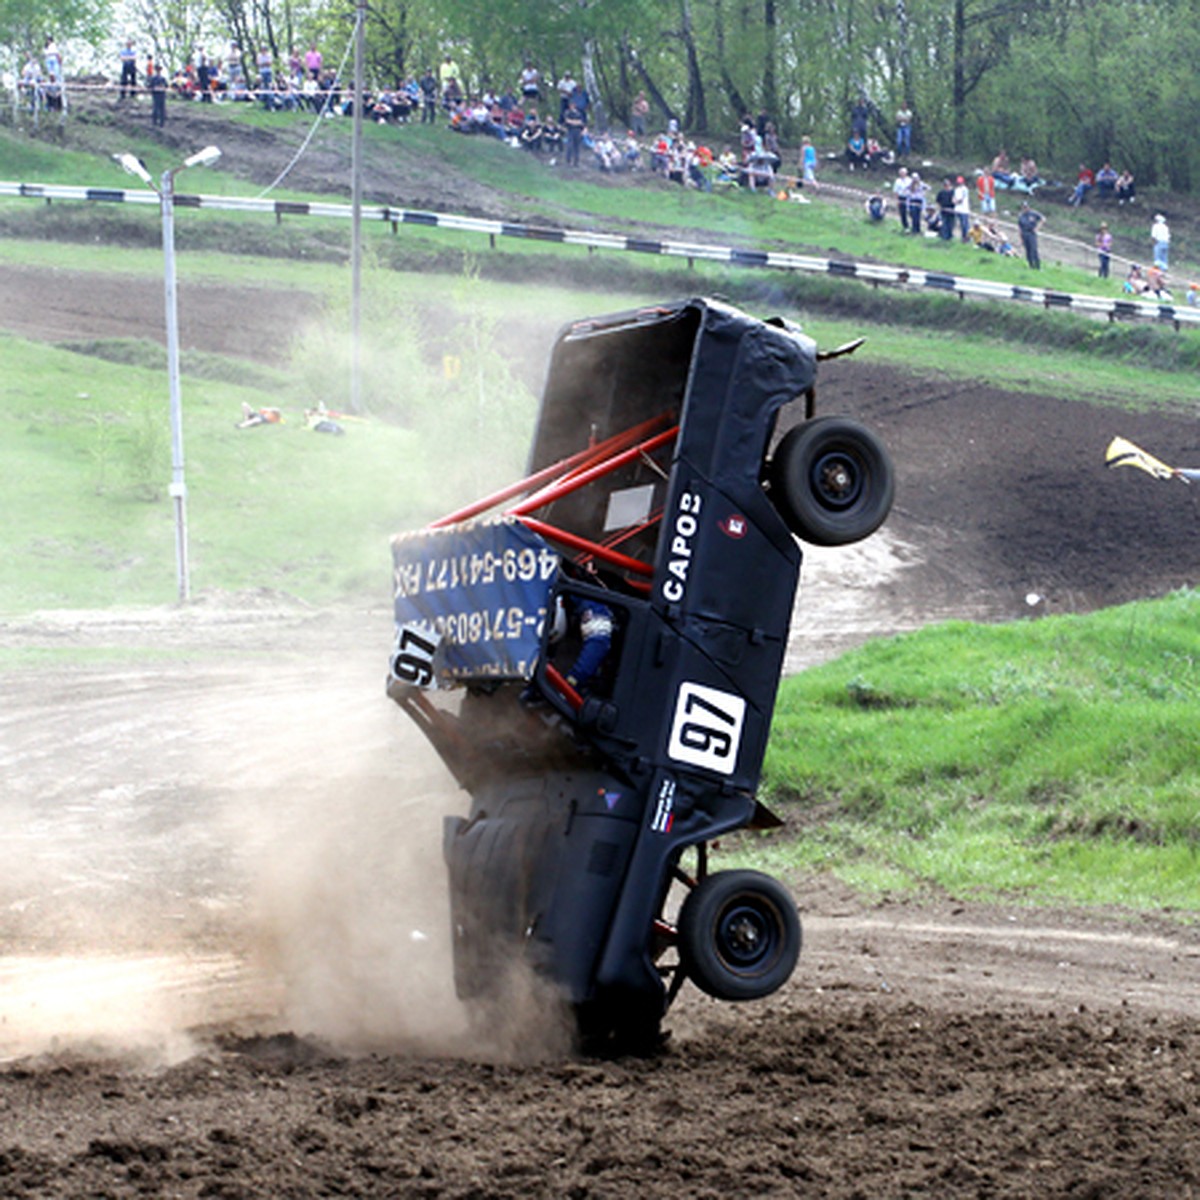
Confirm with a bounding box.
[391,624,439,689]
[667,682,747,775]
[678,693,733,757]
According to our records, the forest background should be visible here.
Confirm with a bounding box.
[4,0,1199,192]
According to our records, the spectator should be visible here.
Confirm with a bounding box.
[1145,263,1171,300]
[227,44,246,100]
[665,138,686,184]
[1116,168,1136,204]
[739,116,756,172]
[631,90,649,136]
[592,129,619,171]
[952,175,971,240]
[275,72,301,111]
[563,101,584,166]
[370,88,394,123]
[976,166,996,214]
[688,143,713,191]
[892,166,910,230]
[623,131,642,169]
[865,193,886,222]
[991,148,1014,187]
[1124,263,1147,295]
[519,111,542,153]
[906,172,926,234]
[318,66,339,113]
[19,49,41,114]
[118,38,137,99]
[1095,162,1118,200]
[850,95,869,138]
[1017,157,1042,191]
[800,135,818,188]
[1095,222,1113,279]
[439,53,460,100]
[44,36,60,80]
[762,122,782,172]
[1151,213,1170,269]
[935,177,955,241]
[865,136,888,168]
[305,43,322,81]
[419,67,437,122]
[519,60,540,104]
[256,46,274,109]
[541,114,562,160]
[556,70,575,120]
[1017,201,1044,268]
[895,101,913,156]
[747,126,773,190]
[569,78,590,125]
[42,37,63,112]
[846,132,867,170]
[984,219,1017,256]
[197,47,212,101]
[1068,163,1094,207]
[148,61,168,126]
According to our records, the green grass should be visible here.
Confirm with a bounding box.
[749,591,1200,910]
[0,317,536,612]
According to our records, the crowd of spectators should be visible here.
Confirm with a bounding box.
[14,39,1191,298]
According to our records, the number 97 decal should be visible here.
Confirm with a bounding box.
[390,623,441,690]
[667,682,746,775]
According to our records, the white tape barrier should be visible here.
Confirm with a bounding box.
[2,179,1196,327]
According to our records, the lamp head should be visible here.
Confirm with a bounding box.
[114,152,153,185]
[183,145,221,169]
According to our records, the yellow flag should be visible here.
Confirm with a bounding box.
[1104,436,1176,481]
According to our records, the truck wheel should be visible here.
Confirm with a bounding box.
[769,416,894,546]
[678,870,801,1001]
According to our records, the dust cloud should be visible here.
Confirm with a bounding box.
[0,624,525,1063]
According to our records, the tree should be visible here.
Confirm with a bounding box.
[0,0,112,59]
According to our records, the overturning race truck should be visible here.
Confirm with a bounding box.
[387,297,894,1051]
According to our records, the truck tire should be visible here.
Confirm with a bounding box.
[769,416,894,546]
[678,870,801,1001]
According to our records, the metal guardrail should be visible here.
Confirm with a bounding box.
[2,179,1197,328]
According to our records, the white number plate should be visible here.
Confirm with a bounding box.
[390,623,441,689]
[667,682,745,775]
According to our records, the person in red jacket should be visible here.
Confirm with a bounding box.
[976,166,996,215]
[1069,164,1095,207]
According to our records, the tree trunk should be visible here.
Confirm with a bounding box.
[713,0,750,120]
[953,0,965,155]
[581,39,606,132]
[762,0,777,123]
[896,0,912,133]
[679,0,708,132]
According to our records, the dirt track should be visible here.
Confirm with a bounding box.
[3,258,1200,1197]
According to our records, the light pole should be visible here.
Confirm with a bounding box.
[116,146,221,603]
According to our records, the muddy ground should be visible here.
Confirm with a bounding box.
[4,135,1200,1195]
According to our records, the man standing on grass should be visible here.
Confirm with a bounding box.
[563,101,584,167]
[118,38,137,99]
[1151,213,1170,270]
[1096,222,1113,279]
[1018,201,1044,269]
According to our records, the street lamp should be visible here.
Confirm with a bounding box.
[115,145,221,603]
